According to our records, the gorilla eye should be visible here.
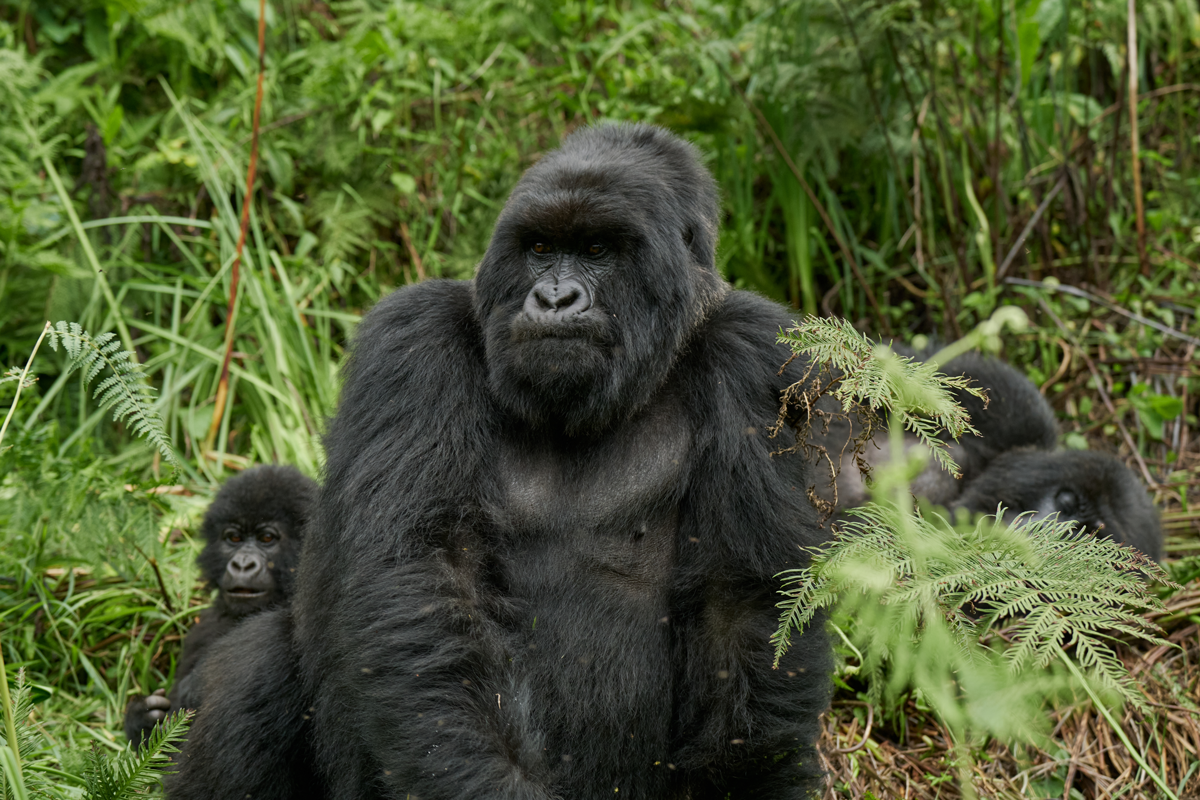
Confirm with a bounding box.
[1055,489,1079,514]
[531,242,551,255]
[223,527,243,543]
[259,529,278,544]
[586,243,605,256]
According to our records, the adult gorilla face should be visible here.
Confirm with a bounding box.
[475,125,726,433]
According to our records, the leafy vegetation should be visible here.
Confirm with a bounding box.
[1,0,1197,797]
[773,314,1176,798]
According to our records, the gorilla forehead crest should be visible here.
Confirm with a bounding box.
[475,124,727,434]
[499,124,721,271]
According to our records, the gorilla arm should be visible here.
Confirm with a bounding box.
[124,604,240,748]
[671,293,831,798]
[165,609,318,800]
[293,281,558,800]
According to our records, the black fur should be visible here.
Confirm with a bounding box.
[809,352,1162,561]
[168,124,831,799]
[955,449,1164,561]
[167,609,320,798]
[124,465,315,749]
[811,353,1058,511]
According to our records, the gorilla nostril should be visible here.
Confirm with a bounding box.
[551,285,582,311]
[527,280,591,318]
[531,284,556,311]
[230,554,260,574]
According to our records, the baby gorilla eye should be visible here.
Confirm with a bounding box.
[223,527,243,543]
[258,529,278,544]
[531,242,551,255]
[587,243,605,256]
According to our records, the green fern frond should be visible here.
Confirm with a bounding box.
[775,504,1169,713]
[777,316,984,478]
[45,322,180,468]
[84,710,190,800]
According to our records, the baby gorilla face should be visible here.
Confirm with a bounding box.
[196,464,315,618]
[216,523,289,614]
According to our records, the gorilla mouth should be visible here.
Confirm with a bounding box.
[226,587,268,598]
[510,312,609,344]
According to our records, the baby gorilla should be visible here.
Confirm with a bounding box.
[123,465,316,748]
[955,449,1163,561]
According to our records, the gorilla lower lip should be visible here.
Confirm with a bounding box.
[228,588,267,597]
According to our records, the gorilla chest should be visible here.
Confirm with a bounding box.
[491,405,689,592]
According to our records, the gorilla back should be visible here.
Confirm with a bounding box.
[191,125,831,800]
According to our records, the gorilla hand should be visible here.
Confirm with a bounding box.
[124,689,172,748]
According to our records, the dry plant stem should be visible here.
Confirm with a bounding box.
[995,174,1065,281]
[1007,277,1200,347]
[1127,0,1149,277]
[1062,721,1087,800]
[1057,650,1179,800]
[131,541,176,615]
[203,0,267,455]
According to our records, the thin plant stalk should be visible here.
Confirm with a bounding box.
[0,321,50,453]
[1057,649,1178,800]
[203,0,268,455]
[1127,0,1149,276]
[0,322,49,785]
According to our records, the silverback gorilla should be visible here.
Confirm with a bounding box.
[169,124,832,799]
[124,465,315,748]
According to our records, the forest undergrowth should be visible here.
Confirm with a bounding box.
[1,0,1198,797]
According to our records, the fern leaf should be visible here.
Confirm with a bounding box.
[45,321,180,468]
[83,711,190,800]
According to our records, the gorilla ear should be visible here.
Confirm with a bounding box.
[682,224,713,269]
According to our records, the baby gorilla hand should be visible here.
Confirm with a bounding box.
[124,689,172,748]
[144,688,172,720]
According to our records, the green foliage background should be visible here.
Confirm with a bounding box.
[0,0,1198,795]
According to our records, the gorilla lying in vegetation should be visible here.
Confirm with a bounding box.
[169,124,832,799]
[810,353,1058,511]
[810,352,1162,560]
[124,465,315,749]
[955,449,1163,561]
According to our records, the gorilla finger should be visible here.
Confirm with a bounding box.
[144,694,172,710]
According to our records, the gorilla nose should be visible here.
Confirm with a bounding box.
[229,552,264,576]
[526,279,591,320]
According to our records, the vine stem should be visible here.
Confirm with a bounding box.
[0,321,49,784]
[1056,649,1179,800]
